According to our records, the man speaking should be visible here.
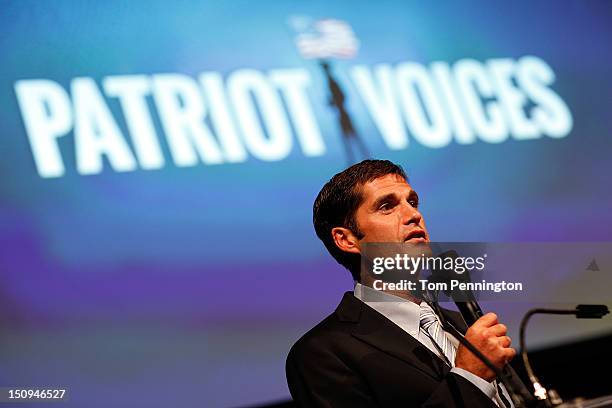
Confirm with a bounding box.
[286,160,526,407]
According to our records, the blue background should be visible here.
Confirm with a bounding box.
[1,1,612,407]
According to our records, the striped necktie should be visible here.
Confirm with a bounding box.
[419,302,456,366]
[419,303,512,408]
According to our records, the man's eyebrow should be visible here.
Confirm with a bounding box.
[371,193,395,209]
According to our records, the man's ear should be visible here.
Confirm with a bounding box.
[331,227,361,254]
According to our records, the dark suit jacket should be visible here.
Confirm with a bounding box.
[286,291,525,407]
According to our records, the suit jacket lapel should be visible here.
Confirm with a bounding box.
[335,292,450,381]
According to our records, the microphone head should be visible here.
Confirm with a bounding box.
[575,304,610,319]
[430,250,475,301]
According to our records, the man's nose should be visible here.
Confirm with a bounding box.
[400,202,422,226]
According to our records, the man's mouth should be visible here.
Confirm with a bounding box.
[404,230,427,243]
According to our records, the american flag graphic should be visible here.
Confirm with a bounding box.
[289,17,360,59]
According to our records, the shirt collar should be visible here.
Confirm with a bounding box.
[354,282,421,336]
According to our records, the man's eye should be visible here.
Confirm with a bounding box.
[378,203,390,211]
[409,199,419,208]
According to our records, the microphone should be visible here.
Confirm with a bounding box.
[457,300,484,326]
[428,250,537,408]
[519,305,610,405]
[575,304,609,319]
[430,250,483,324]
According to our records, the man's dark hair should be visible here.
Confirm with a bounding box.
[313,159,407,281]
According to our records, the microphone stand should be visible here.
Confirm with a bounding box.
[519,305,610,406]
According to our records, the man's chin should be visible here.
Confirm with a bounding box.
[402,240,433,256]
